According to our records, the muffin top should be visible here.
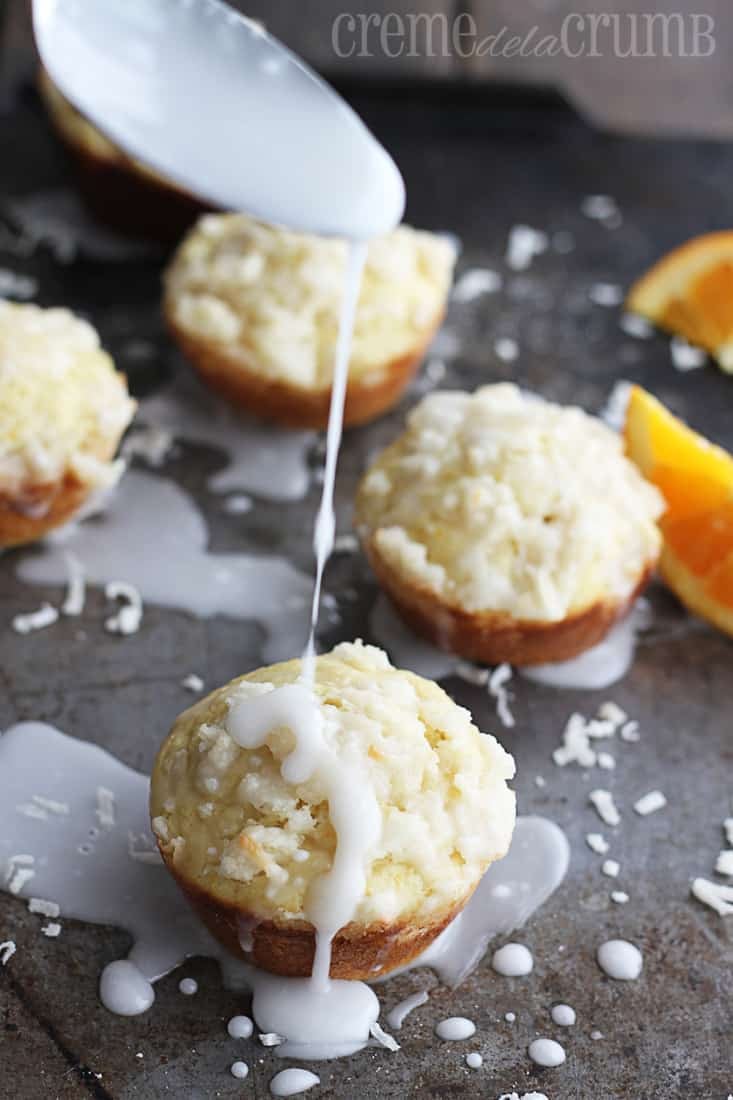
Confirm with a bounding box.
[150,641,515,926]
[164,214,456,389]
[0,302,136,492]
[355,384,664,622]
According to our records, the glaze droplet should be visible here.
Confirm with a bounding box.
[435,1017,476,1041]
[228,1014,254,1039]
[99,960,154,1016]
[551,1003,576,1027]
[491,942,534,977]
[597,939,643,981]
[528,1037,566,1067]
[270,1068,321,1097]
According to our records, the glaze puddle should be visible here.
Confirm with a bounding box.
[0,722,214,1014]
[521,601,652,691]
[371,594,651,691]
[413,816,569,987]
[0,722,568,1058]
[15,470,310,661]
[131,371,314,502]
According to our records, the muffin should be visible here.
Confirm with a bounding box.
[38,69,208,242]
[163,214,456,429]
[0,302,136,546]
[150,641,515,980]
[355,384,665,666]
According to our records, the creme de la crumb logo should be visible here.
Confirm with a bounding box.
[331,12,716,60]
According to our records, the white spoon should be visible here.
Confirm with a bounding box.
[33,0,405,238]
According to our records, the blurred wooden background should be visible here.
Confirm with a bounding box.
[2,0,732,137]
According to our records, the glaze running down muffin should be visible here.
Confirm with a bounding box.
[38,69,208,241]
[0,302,136,546]
[150,641,516,980]
[355,384,665,665]
[163,214,456,429]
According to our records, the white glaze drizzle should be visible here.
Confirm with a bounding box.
[0,723,568,1058]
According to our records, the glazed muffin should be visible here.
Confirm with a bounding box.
[0,302,136,546]
[150,641,515,980]
[38,69,207,241]
[163,214,456,429]
[355,384,665,666]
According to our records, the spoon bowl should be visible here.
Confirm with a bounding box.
[33,0,405,238]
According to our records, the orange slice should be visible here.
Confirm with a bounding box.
[627,231,733,372]
[624,385,733,637]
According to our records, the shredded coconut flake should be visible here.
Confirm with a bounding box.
[553,713,597,768]
[620,313,653,340]
[600,380,632,431]
[455,662,489,687]
[8,866,35,894]
[121,424,175,467]
[16,802,47,821]
[494,337,519,363]
[127,831,163,865]
[452,267,502,302]
[586,833,609,855]
[589,789,620,827]
[498,1092,549,1100]
[61,553,86,616]
[259,1032,285,1047]
[12,603,59,635]
[370,1022,401,1052]
[105,581,143,635]
[597,752,616,770]
[28,898,60,918]
[691,878,733,916]
[589,283,623,308]
[488,664,515,729]
[506,225,548,271]
[670,337,706,371]
[716,851,733,876]
[0,941,17,965]
[41,922,62,938]
[581,194,620,222]
[602,859,620,878]
[633,790,666,816]
[333,533,359,554]
[597,701,627,728]
[33,795,69,815]
[95,787,116,828]
[0,268,39,300]
[182,674,205,693]
[611,891,630,905]
[620,720,640,742]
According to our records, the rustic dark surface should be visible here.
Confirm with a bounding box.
[1,79,732,1100]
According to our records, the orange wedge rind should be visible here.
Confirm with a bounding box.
[624,385,733,638]
[627,230,733,373]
